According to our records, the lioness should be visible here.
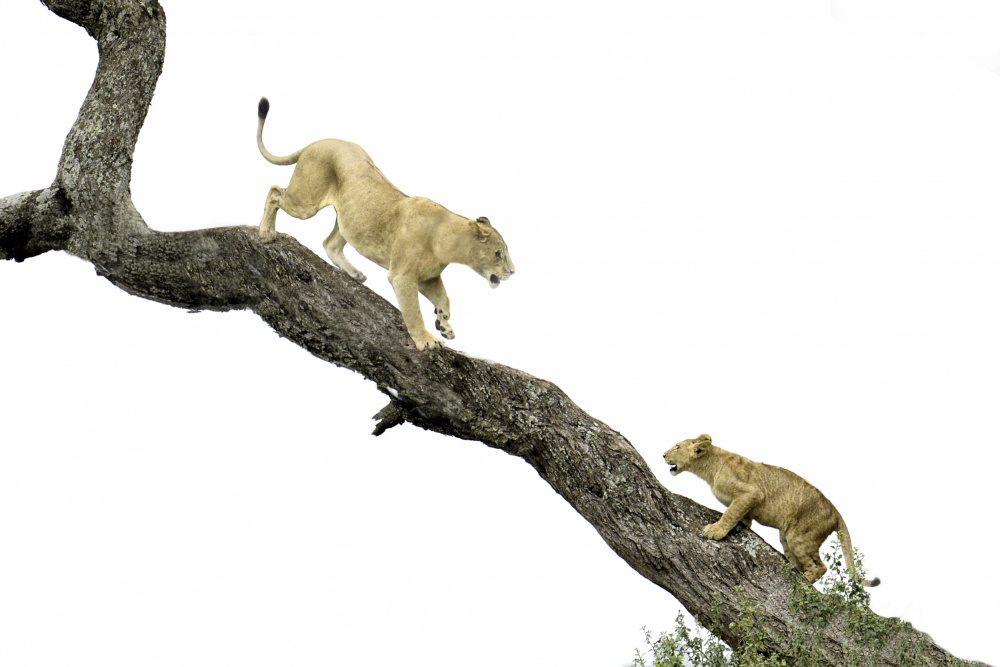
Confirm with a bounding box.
[663,434,879,586]
[255,97,515,350]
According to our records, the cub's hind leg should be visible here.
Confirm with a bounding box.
[259,185,285,242]
[323,222,367,283]
[801,535,829,583]
[786,529,828,583]
[419,276,454,340]
[780,532,807,575]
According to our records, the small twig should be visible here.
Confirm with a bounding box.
[372,399,409,436]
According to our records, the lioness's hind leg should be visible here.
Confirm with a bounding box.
[259,185,285,242]
[323,223,367,283]
[419,276,454,340]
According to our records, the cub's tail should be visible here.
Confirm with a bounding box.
[256,97,306,166]
[837,515,880,588]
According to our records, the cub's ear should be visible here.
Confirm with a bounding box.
[476,216,491,227]
[693,434,712,444]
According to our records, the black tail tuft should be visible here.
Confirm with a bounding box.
[869,576,881,587]
[258,97,270,120]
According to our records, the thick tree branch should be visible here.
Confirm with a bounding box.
[0,2,988,665]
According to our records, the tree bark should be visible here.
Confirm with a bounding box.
[0,2,988,665]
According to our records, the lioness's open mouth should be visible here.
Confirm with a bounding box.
[668,464,679,475]
[490,274,500,287]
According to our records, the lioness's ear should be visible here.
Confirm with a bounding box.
[694,434,712,444]
[469,219,491,240]
[476,216,491,226]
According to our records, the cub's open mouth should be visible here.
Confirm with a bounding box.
[668,464,679,475]
[490,274,500,287]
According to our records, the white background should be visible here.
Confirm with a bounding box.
[2,1,999,665]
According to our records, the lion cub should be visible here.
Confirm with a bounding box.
[664,434,878,586]
[255,97,515,350]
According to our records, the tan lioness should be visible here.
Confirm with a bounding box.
[255,97,515,350]
[664,434,879,586]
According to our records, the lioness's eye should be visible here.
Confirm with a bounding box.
[495,250,503,259]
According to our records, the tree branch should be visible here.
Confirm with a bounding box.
[1,2,988,665]
[0,188,74,261]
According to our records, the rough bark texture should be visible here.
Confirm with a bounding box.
[0,2,988,665]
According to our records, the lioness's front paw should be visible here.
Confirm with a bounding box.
[434,314,455,339]
[702,522,729,541]
[409,332,445,351]
[259,228,277,243]
[344,268,367,283]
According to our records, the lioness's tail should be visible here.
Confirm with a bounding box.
[256,97,306,166]
[837,515,880,587]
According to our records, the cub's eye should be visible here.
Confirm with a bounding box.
[495,250,503,259]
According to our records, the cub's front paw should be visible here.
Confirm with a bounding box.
[259,228,277,243]
[701,522,730,541]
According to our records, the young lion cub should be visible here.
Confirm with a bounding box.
[255,97,515,350]
[663,434,879,586]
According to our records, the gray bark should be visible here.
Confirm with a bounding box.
[0,2,988,665]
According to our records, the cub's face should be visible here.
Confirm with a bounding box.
[468,216,515,289]
[663,434,712,476]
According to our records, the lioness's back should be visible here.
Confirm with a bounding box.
[289,139,408,243]
[297,139,402,199]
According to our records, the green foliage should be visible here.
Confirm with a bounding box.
[632,613,729,667]
[632,588,793,667]
[631,539,969,667]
